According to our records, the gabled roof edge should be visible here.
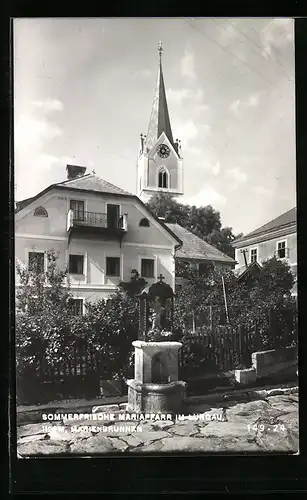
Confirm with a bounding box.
[15,183,183,247]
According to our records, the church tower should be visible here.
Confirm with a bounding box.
[137,42,184,203]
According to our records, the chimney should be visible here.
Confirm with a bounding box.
[66,164,87,180]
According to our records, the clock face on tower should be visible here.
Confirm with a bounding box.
[157,144,170,158]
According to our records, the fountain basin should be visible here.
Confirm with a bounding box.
[126,379,187,414]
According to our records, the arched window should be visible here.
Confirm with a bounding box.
[158,169,168,188]
[34,206,48,217]
[139,217,150,227]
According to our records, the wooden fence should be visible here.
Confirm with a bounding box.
[178,320,298,380]
[17,341,116,405]
[178,325,251,379]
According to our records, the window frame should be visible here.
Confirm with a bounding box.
[69,298,84,316]
[105,203,122,230]
[139,217,150,227]
[141,258,155,279]
[69,199,86,221]
[157,166,170,189]
[33,206,48,217]
[28,250,46,273]
[250,247,258,264]
[106,256,121,277]
[158,171,168,188]
[276,239,287,259]
[69,254,85,275]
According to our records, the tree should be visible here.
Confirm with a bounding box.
[187,205,221,238]
[207,227,243,259]
[146,192,242,258]
[244,257,297,344]
[147,192,190,226]
[257,256,295,300]
[174,257,297,349]
[174,263,238,331]
[15,249,87,374]
[16,249,72,317]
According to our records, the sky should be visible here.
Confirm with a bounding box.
[13,18,296,234]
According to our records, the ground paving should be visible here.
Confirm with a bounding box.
[17,391,299,455]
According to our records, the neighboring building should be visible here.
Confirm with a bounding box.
[232,207,297,295]
[15,164,183,312]
[164,222,235,287]
[235,261,262,285]
[137,43,183,203]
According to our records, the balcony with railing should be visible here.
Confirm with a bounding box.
[67,209,128,239]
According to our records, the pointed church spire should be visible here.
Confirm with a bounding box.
[145,42,174,153]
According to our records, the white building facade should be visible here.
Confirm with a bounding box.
[15,164,182,312]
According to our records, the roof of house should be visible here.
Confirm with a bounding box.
[15,174,133,212]
[233,207,296,245]
[165,223,235,264]
[56,173,133,196]
[235,261,262,281]
[15,196,37,212]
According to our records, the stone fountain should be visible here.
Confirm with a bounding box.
[126,274,186,414]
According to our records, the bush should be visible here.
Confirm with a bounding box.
[16,250,82,373]
[16,251,139,385]
[83,291,139,379]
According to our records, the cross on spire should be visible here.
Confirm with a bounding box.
[158,273,165,283]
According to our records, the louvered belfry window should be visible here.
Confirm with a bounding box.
[158,170,168,188]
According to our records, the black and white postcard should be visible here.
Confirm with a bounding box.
[14,17,298,457]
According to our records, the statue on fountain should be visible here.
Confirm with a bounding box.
[137,274,174,341]
[151,297,167,330]
[126,272,187,413]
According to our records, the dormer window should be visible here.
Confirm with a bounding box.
[158,168,168,188]
[139,217,150,227]
[34,206,48,217]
